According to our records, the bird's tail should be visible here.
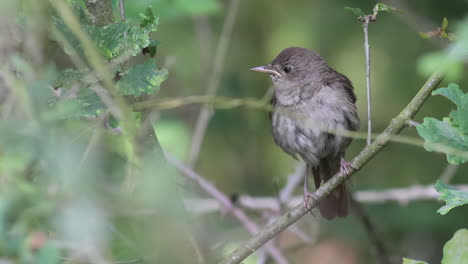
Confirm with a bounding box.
[312,157,349,220]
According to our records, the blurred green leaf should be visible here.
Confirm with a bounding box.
[419,32,431,39]
[116,60,168,96]
[88,7,159,59]
[442,17,449,31]
[417,52,463,81]
[442,229,468,264]
[402,258,429,264]
[114,0,220,19]
[53,7,159,60]
[344,7,365,18]
[435,181,468,215]
[373,3,398,13]
[36,242,60,264]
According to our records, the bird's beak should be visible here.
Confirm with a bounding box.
[250,65,282,77]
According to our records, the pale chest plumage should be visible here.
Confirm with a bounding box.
[271,85,358,166]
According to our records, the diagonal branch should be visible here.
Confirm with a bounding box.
[218,71,445,264]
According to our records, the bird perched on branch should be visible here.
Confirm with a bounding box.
[251,47,359,219]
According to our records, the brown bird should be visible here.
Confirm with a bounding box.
[251,47,359,219]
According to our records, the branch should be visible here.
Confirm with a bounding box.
[439,164,459,184]
[164,152,288,264]
[189,0,241,166]
[84,0,115,27]
[217,71,445,264]
[183,184,468,214]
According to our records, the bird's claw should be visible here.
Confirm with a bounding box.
[303,191,317,212]
[340,159,354,175]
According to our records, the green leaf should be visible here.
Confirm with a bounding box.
[88,8,159,59]
[435,181,468,215]
[419,32,431,39]
[416,117,468,164]
[417,51,463,81]
[402,258,429,264]
[53,7,160,60]
[442,229,468,264]
[116,60,168,96]
[373,3,398,13]
[442,17,449,30]
[344,7,365,18]
[432,84,468,109]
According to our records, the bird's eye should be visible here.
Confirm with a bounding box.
[283,66,291,73]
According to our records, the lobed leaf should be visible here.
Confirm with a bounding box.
[53,7,160,60]
[442,229,468,264]
[417,84,468,164]
[435,181,468,215]
[116,60,168,96]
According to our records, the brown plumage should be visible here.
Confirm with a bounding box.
[251,47,359,219]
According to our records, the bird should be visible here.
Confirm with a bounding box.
[250,47,359,219]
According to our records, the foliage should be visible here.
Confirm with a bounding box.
[344,2,397,21]
[402,258,429,264]
[0,0,187,262]
[419,18,456,41]
[112,0,220,19]
[52,5,167,118]
[435,181,468,215]
[417,84,468,164]
[403,229,468,264]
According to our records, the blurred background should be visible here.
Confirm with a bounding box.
[1,0,467,263]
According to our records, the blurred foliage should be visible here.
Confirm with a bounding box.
[417,84,468,164]
[344,3,398,21]
[417,16,468,81]
[0,0,468,263]
[435,181,468,215]
[419,18,455,41]
[402,258,429,264]
[111,0,220,19]
[404,229,468,264]
[52,4,167,118]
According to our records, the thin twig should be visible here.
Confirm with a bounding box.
[279,162,306,204]
[181,184,468,214]
[439,164,459,184]
[406,120,420,127]
[164,151,288,264]
[217,71,445,264]
[189,0,241,166]
[118,0,127,38]
[351,197,392,264]
[192,16,213,76]
[362,18,372,145]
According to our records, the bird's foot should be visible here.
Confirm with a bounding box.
[303,190,318,212]
[340,158,354,175]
